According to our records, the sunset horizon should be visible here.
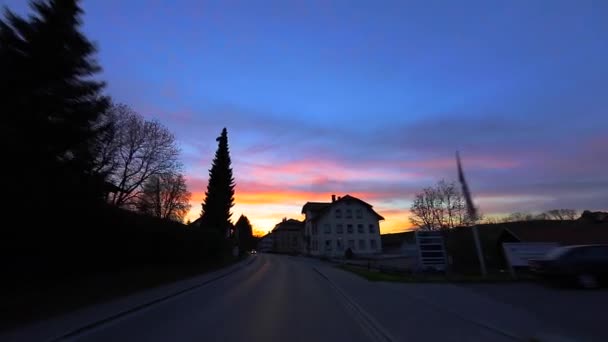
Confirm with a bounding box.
[4,0,604,233]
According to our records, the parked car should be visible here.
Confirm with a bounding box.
[529,244,608,288]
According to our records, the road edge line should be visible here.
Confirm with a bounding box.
[314,267,395,342]
[393,286,525,341]
[49,256,258,342]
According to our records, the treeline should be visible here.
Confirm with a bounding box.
[409,179,585,230]
[1,0,189,221]
[0,0,250,286]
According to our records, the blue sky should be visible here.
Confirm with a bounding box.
[4,0,607,232]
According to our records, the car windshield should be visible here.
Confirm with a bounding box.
[544,246,572,259]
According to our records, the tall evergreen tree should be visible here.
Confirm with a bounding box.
[0,0,109,211]
[200,128,235,237]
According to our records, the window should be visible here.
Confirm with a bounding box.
[357,224,364,233]
[312,239,318,251]
[336,239,343,251]
[359,239,366,250]
[335,209,342,218]
[312,224,318,235]
[336,224,343,234]
[356,209,363,219]
[346,209,352,218]
[368,224,375,233]
[347,224,353,233]
[292,236,298,247]
[325,240,332,251]
[370,240,377,250]
[324,224,331,234]
[348,240,355,249]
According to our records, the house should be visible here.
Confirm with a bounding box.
[302,195,384,257]
[271,218,304,254]
[258,233,274,252]
[188,217,201,228]
[579,210,608,224]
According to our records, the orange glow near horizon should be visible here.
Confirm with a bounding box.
[185,190,415,235]
[183,154,523,236]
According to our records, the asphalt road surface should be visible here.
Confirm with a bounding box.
[73,254,372,342]
[7,254,605,342]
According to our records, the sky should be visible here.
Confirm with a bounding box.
[4,0,607,234]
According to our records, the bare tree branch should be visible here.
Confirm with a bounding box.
[137,172,191,221]
[410,179,476,230]
[95,104,181,208]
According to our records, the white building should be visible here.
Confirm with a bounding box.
[302,195,384,257]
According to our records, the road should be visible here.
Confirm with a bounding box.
[5,254,605,342]
[72,254,371,342]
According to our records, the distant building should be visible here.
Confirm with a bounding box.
[302,195,384,257]
[381,231,417,255]
[188,217,201,228]
[271,218,304,254]
[579,211,608,224]
[258,233,274,252]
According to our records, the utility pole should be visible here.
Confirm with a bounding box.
[456,151,487,276]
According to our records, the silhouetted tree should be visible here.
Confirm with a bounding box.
[0,0,109,211]
[235,215,253,254]
[94,103,181,207]
[200,128,235,237]
[544,209,578,221]
[410,180,476,230]
[136,172,191,222]
[502,212,544,222]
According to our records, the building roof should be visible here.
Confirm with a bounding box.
[301,202,332,214]
[189,217,202,227]
[301,194,385,221]
[272,218,304,232]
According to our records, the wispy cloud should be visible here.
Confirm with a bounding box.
[180,106,607,234]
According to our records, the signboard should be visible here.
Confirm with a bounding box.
[502,242,559,267]
[415,231,447,271]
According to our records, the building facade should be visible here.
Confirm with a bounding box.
[271,218,304,254]
[302,195,383,257]
[258,233,274,253]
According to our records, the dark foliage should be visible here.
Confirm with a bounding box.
[235,215,254,254]
[0,0,110,220]
[0,203,225,290]
[0,1,223,295]
[200,128,235,236]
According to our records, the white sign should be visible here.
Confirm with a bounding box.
[502,242,559,267]
[416,231,447,271]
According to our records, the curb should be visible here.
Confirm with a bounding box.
[313,267,395,342]
[49,256,257,342]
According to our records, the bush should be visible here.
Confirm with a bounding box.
[1,202,225,288]
[345,248,354,259]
